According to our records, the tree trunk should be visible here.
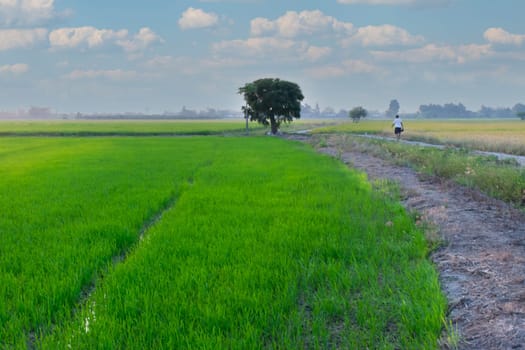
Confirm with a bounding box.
[270,117,278,134]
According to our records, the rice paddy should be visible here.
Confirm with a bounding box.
[314,119,525,155]
[0,119,259,136]
[0,132,446,349]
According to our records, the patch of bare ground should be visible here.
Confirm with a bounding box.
[286,134,525,349]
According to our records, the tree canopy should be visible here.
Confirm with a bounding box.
[239,78,304,134]
[386,99,400,118]
[349,106,367,123]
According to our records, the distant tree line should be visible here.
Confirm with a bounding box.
[302,100,525,119]
[77,106,239,120]
[3,98,525,121]
[301,103,349,118]
[417,102,525,119]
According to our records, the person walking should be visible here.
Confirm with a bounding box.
[392,114,404,140]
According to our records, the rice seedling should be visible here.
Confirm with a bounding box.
[0,136,446,348]
[0,137,209,348]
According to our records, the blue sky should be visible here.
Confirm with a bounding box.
[1,0,524,114]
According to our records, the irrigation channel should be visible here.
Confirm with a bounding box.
[293,130,525,167]
[358,133,525,167]
[285,132,525,349]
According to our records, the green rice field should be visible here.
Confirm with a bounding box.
[1,132,446,348]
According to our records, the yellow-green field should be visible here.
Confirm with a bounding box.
[0,118,343,136]
[0,119,257,135]
[314,119,525,155]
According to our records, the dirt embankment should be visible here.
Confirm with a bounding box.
[290,134,525,349]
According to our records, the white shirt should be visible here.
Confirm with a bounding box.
[393,118,403,128]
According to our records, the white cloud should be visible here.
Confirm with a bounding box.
[250,17,275,36]
[49,27,161,54]
[484,27,525,46]
[343,24,424,47]
[213,36,333,64]
[305,46,332,61]
[179,7,218,30]
[64,69,137,81]
[305,59,380,78]
[49,27,128,49]
[117,27,163,52]
[144,55,252,76]
[0,62,29,74]
[0,28,47,50]
[251,10,353,38]
[457,44,494,62]
[213,36,334,64]
[371,43,492,63]
[0,0,59,25]
[213,37,298,56]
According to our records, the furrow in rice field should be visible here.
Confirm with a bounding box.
[1,135,446,349]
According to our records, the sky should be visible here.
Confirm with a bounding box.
[1,0,525,114]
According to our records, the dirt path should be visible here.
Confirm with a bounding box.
[289,134,525,349]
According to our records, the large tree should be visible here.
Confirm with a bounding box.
[386,99,400,118]
[349,106,367,123]
[239,78,304,134]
